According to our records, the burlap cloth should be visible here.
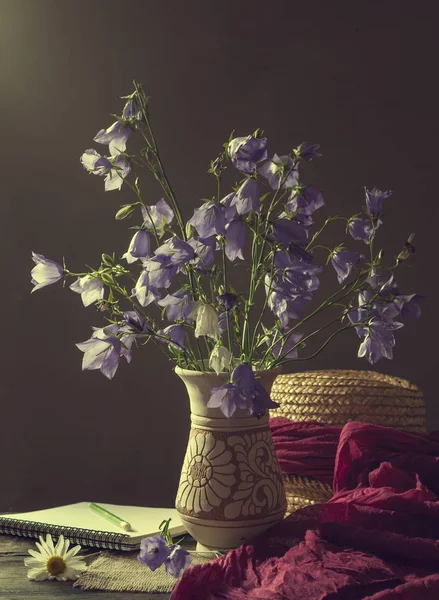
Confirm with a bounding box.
[74,550,213,593]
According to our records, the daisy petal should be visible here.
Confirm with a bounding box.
[24,557,46,567]
[27,567,49,581]
[35,540,50,557]
[64,544,82,560]
[27,549,45,560]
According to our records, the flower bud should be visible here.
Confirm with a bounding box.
[115,204,136,220]
[101,254,114,267]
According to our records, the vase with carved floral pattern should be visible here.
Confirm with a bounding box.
[174,366,286,552]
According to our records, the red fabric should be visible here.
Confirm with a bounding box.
[270,417,341,485]
[171,421,439,600]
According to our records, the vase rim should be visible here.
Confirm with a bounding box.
[174,365,283,377]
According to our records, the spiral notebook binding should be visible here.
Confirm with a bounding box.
[0,517,133,551]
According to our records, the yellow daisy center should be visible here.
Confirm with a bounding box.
[46,555,66,576]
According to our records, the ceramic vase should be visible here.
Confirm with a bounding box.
[174,367,286,552]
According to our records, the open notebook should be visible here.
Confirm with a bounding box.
[0,503,186,551]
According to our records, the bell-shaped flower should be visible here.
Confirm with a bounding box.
[272,218,309,245]
[188,201,225,238]
[76,324,127,380]
[80,150,130,191]
[120,310,153,340]
[93,120,132,155]
[270,330,303,359]
[225,220,245,261]
[164,545,191,579]
[231,178,260,215]
[348,217,382,244]
[157,289,197,322]
[187,236,216,271]
[228,135,268,174]
[143,256,177,289]
[154,236,195,267]
[358,319,403,364]
[141,198,174,237]
[122,230,151,264]
[105,155,131,191]
[294,142,321,162]
[70,275,104,307]
[220,192,237,220]
[31,252,64,292]
[217,293,237,311]
[133,270,161,307]
[259,154,299,190]
[249,382,280,418]
[157,324,186,350]
[231,363,255,394]
[193,304,220,339]
[209,345,232,375]
[330,248,362,284]
[122,97,142,121]
[80,149,111,175]
[218,311,228,335]
[287,186,325,216]
[365,187,391,216]
[138,535,171,571]
[207,383,246,417]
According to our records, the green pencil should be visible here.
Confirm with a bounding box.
[89,503,132,532]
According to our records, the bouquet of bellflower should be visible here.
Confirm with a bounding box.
[31,81,421,419]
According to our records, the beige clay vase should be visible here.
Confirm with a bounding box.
[175,367,286,552]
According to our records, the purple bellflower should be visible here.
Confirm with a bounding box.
[93,120,132,155]
[231,178,260,215]
[225,219,245,261]
[358,320,403,364]
[187,236,216,271]
[122,230,151,263]
[207,384,246,417]
[220,192,237,220]
[154,237,195,267]
[287,186,325,216]
[271,331,303,359]
[141,199,175,237]
[295,143,321,162]
[217,293,237,311]
[120,310,153,343]
[272,219,309,246]
[70,275,104,307]
[122,97,142,121]
[143,256,178,289]
[31,252,64,292]
[365,187,392,216]
[227,135,268,174]
[158,289,197,322]
[138,535,170,571]
[259,154,299,190]
[164,546,192,578]
[76,324,128,380]
[157,324,186,350]
[80,149,131,191]
[218,311,228,335]
[330,248,362,284]
[348,217,382,244]
[250,382,280,418]
[188,201,226,238]
[132,270,161,307]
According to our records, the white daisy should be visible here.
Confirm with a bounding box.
[24,534,87,581]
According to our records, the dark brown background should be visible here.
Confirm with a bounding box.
[1,0,438,512]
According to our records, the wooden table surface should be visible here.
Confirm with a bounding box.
[0,535,170,600]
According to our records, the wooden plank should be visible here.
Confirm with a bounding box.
[0,535,170,599]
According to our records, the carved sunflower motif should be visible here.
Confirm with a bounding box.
[176,432,236,514]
